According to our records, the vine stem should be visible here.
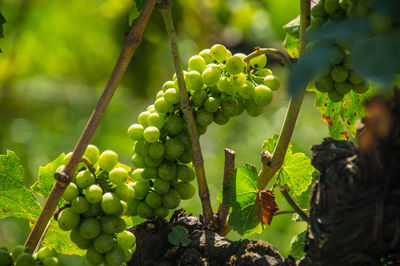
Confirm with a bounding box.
[280,186,308,222]
[24,0,156,252]
[158,1,214,224]
[257,0,311,190]
[244,47,291,68]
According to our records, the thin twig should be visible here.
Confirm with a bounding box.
[24,0,156,252]
[244,47,291,67]
[274,209,309,216]
[158,0,214,224]
[280,185,308,222]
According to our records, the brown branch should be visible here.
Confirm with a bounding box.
[280,186,308,222]
[24,0,156,252]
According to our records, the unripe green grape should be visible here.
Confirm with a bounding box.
[127,124,144,141]
[348,70,364,84]
[109,168,129,185]
[213,110,230,125]
[63,182,79,202]
[188,55,206,73]
[57,208,80,231]
[176,130,191,148]
[210,44,228,63]
[132,154,145,168]
[63,152,72,165]
[158,161,177,181]
[253,85,272,106]
[70,228,92,249]
[0,249,12,266]
[249,54,267,69]
[352,82,368,94]
[229,73,246,88]
[85,184,103,204]
[185,71,204,91]
[334,81,351,95]
[176,165,195,182]
[164,88,180,105]
[162,189,181,209]
[154,97,172,114]
[43,257,60,266]
[245,99,264,117]
[312,0,328,18]
[155,90,164,99]
[147,112,165,129]
[191,90,208,107]
[15,253,35,266]
[143,126,160,143]
[153,178,170,195]
[126,199,140,216]
[101,192,123,215]
[36,247,57,262]
[86,247,104,265]
[255,68,273,77]
[141,167,158,179]
[179,148,193,164]
[165,138,185,160]
[202,65,221,86]
[100,215,126,235]
[105,244,125,266]
[145,191,162,209]
[84,145,100,165]
[71,196,90,214]
[328,90,344,102]
[134,139,149,157]
[132,180,149,199]
[120,200,128,217]
[165,115,184,136]
[330,66,348,82]
[263,75,280,91]
[12,245,28,261]
[221,97,238,117]
[196,108,214,127]
[204,96,220,113]
[131,168,144,181]
[196,123,207,136]
[148,142,165,159]
[226,55,245,75]
[117,231,136,251]
[235,96,245,116]
[199,49,214,64]
[153,206,169,218]
[324,0,339,14]
[137,201,154,219]
[147,104,156,112]
[144,155,163,168]
[93,233,114,254]
[82,203,101,218]
[316,75,334,92]
[124,248,134,263]
[115,184,135,202]
[174,182,196,200]
[217,76,232,94]
[239,80,255,99]
[162,80,176,92]
[99,150,118,172]
[76,170,95,189]
[80,217,101,240]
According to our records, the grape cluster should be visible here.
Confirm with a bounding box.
[308,0,369,102]
[57,145,136,266]
[0,245,60,266]
[127,44,280,219]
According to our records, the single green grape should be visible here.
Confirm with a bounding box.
[216,76,233,94]
[162,189,181,209]
[134,139,149,157]
[12,245,29,261]
[188,55,206,73]
[99,150,119,172]
[132,180,149,200]
[143,126,160,143]
[36,247,57,262]
[226,55,245,75]
[154,97,172,114]
[127,124,144,141]
[263,75,280,91]
[93,233,114,254]
[105,244,125,266]
[76,170,95,189]
[109,168,129,186]
[141,167,158,179]
[86,247,104,265]
[334,81,351,95]
[0,249,12,266]
[352,82,368,94]
[147,112,165,129]
[238,80,255,99]
[164,88,180,105]
[43,256,60,266]
[100,215,126,235]
[174,182,196,200]
[213,110,230,125]
[179,148,193,164]
[70,228,92,249]
[117,231,136,251]
[235,97,245,116]
[220,97,238,117]
[84,145,100,165]
[185,71,204,91]
[316,75,334,92]
[15,253,35,266]
[115,184,135,202]
[254,68,273,77]
[253,85,272,106]
[145,191,162,209]
[249,54,267,69]
[229,73,246,88]
[63,182,79,202]
[165,115,184,136]
[190,90,208,107]
[85,184,103,204]
[131,154,146,168]
[57,208,80,231]
[245,99,264,117]
[147,104,156,113]
[126,199,140,216]
[79,218,101,240]
[176,165,195,182]
[137,201,154,219]
[138,111,151,127]
[101,192,123,215]
[153,178,170,195]
[71,196,90,214]
[162,80,176,92]
[348,70,364,84]
[328,90,344,102]
[324,0,339,14]
[144,155,163,168]
[124,248,134,263]
[155,90,164,99]
[196,123,207,136]
[196,108,214,127]
[165,138,185,160]
[210,44,228,63]
[202,65,221,86]
[311,0,328,18]
[158,161,177,181]
[148,142,165,159]
[204,96,220,113]
[153,206,169,218]
[82,203,101,218]
[330,66,348,83]
[131,168,144,181]
[199,48,214,64]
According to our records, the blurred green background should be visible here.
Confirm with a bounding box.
[0,0,328,260]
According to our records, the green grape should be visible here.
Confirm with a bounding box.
[202,65,221,86]
[348,70,364,84]
[328,90,344,102]
[132,180,149,199]
[324,0,340,14]
[127,124,144,141]
[165,115,184,136]
[109,168,129,186]
[162,189,181,209]
[71,196,90,214]
[93,233,114,254]
[213,110,230,125]
[176,130,191,148]
[141,167,158,179]
[43,257,60,266]
[63,182,79,202]
[57,208,80,231]
[134,140,149,157]
[162,80,176,91]
[352,82,368,94]
[120,200,128,216]
[138,111,151,127]
[12,245,29,261]
[217,76,234,94]
[316,75,334,92]
[144,155,163,168]
[80,218,101,240]
[164,88,180,105]
[147,104,156,113]
[245,99,264,117]
[147,112,165,129]
[101,192,123,215]
[238,80,255,99]
[153,178,170,195]
[169,177,179,187]
[204,96,220,113]
[0,249,12,266]
[253,85,273,106]
[105,244,125,266]
[263,75,280,91]
[210,44,228,63]
[131,168,144,181]
[132,154,146,168]
[148,142,165,159]
[63,152,72,165]
[99,150,119,172]
[137,201,154,219]
[143,126,160,143]
[188,55,206,73]
[334,81,352,94]
[196,123,207,135]
[191,90,208,107]
[226,55,245,75]
[124,248,134,263]
[330,66,348,82]
[145,191,162,209]
[15,253,35,266]
[115,184,135,202]
[70,228,92,249]
[155,90,164,99]
[255,68,273,77]
[174,182,196,200]
[153,206,169,218]
[154,97,172,113]
[86,247,104,265]
[76,170,95,189]
[196,108,214,127]
[235,96,245,116]
[84,145,100,165]
[101,216,126,235]
[229,73,246,88]
[126,199,140,216]
[312,0,328,18]
[165,138,185,160]
[249,54,267,69]
[185,71,204,91]
[179,148,193,164]
[82,203,101,218]
[221,97,238,117]
[176,165,195,182]
[117,231,136,251]
[85,184,103,204]
[199,49,214,64]
[158,161,177,181]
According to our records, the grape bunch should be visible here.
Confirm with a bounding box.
[57,145,136,266]
[127,44,280,219]
[0,245,60,266]
[307,0,369,102]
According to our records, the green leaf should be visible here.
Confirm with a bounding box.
[282,16,300,59]
[289,230,307,260]
[129,0,144,26]
[168,225,191,247]
[281,153,315,196]
[0,150,42,220]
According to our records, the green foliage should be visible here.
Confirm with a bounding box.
[129,0,145,26]
[282,16,299,58]
[167,225,191,247]
[289,230,306,260]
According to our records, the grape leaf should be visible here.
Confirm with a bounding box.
[282,16,300,59]
[289,230,307,260]
[129,0,145,26]
[168,225,191,247]
[0,150,42,220]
